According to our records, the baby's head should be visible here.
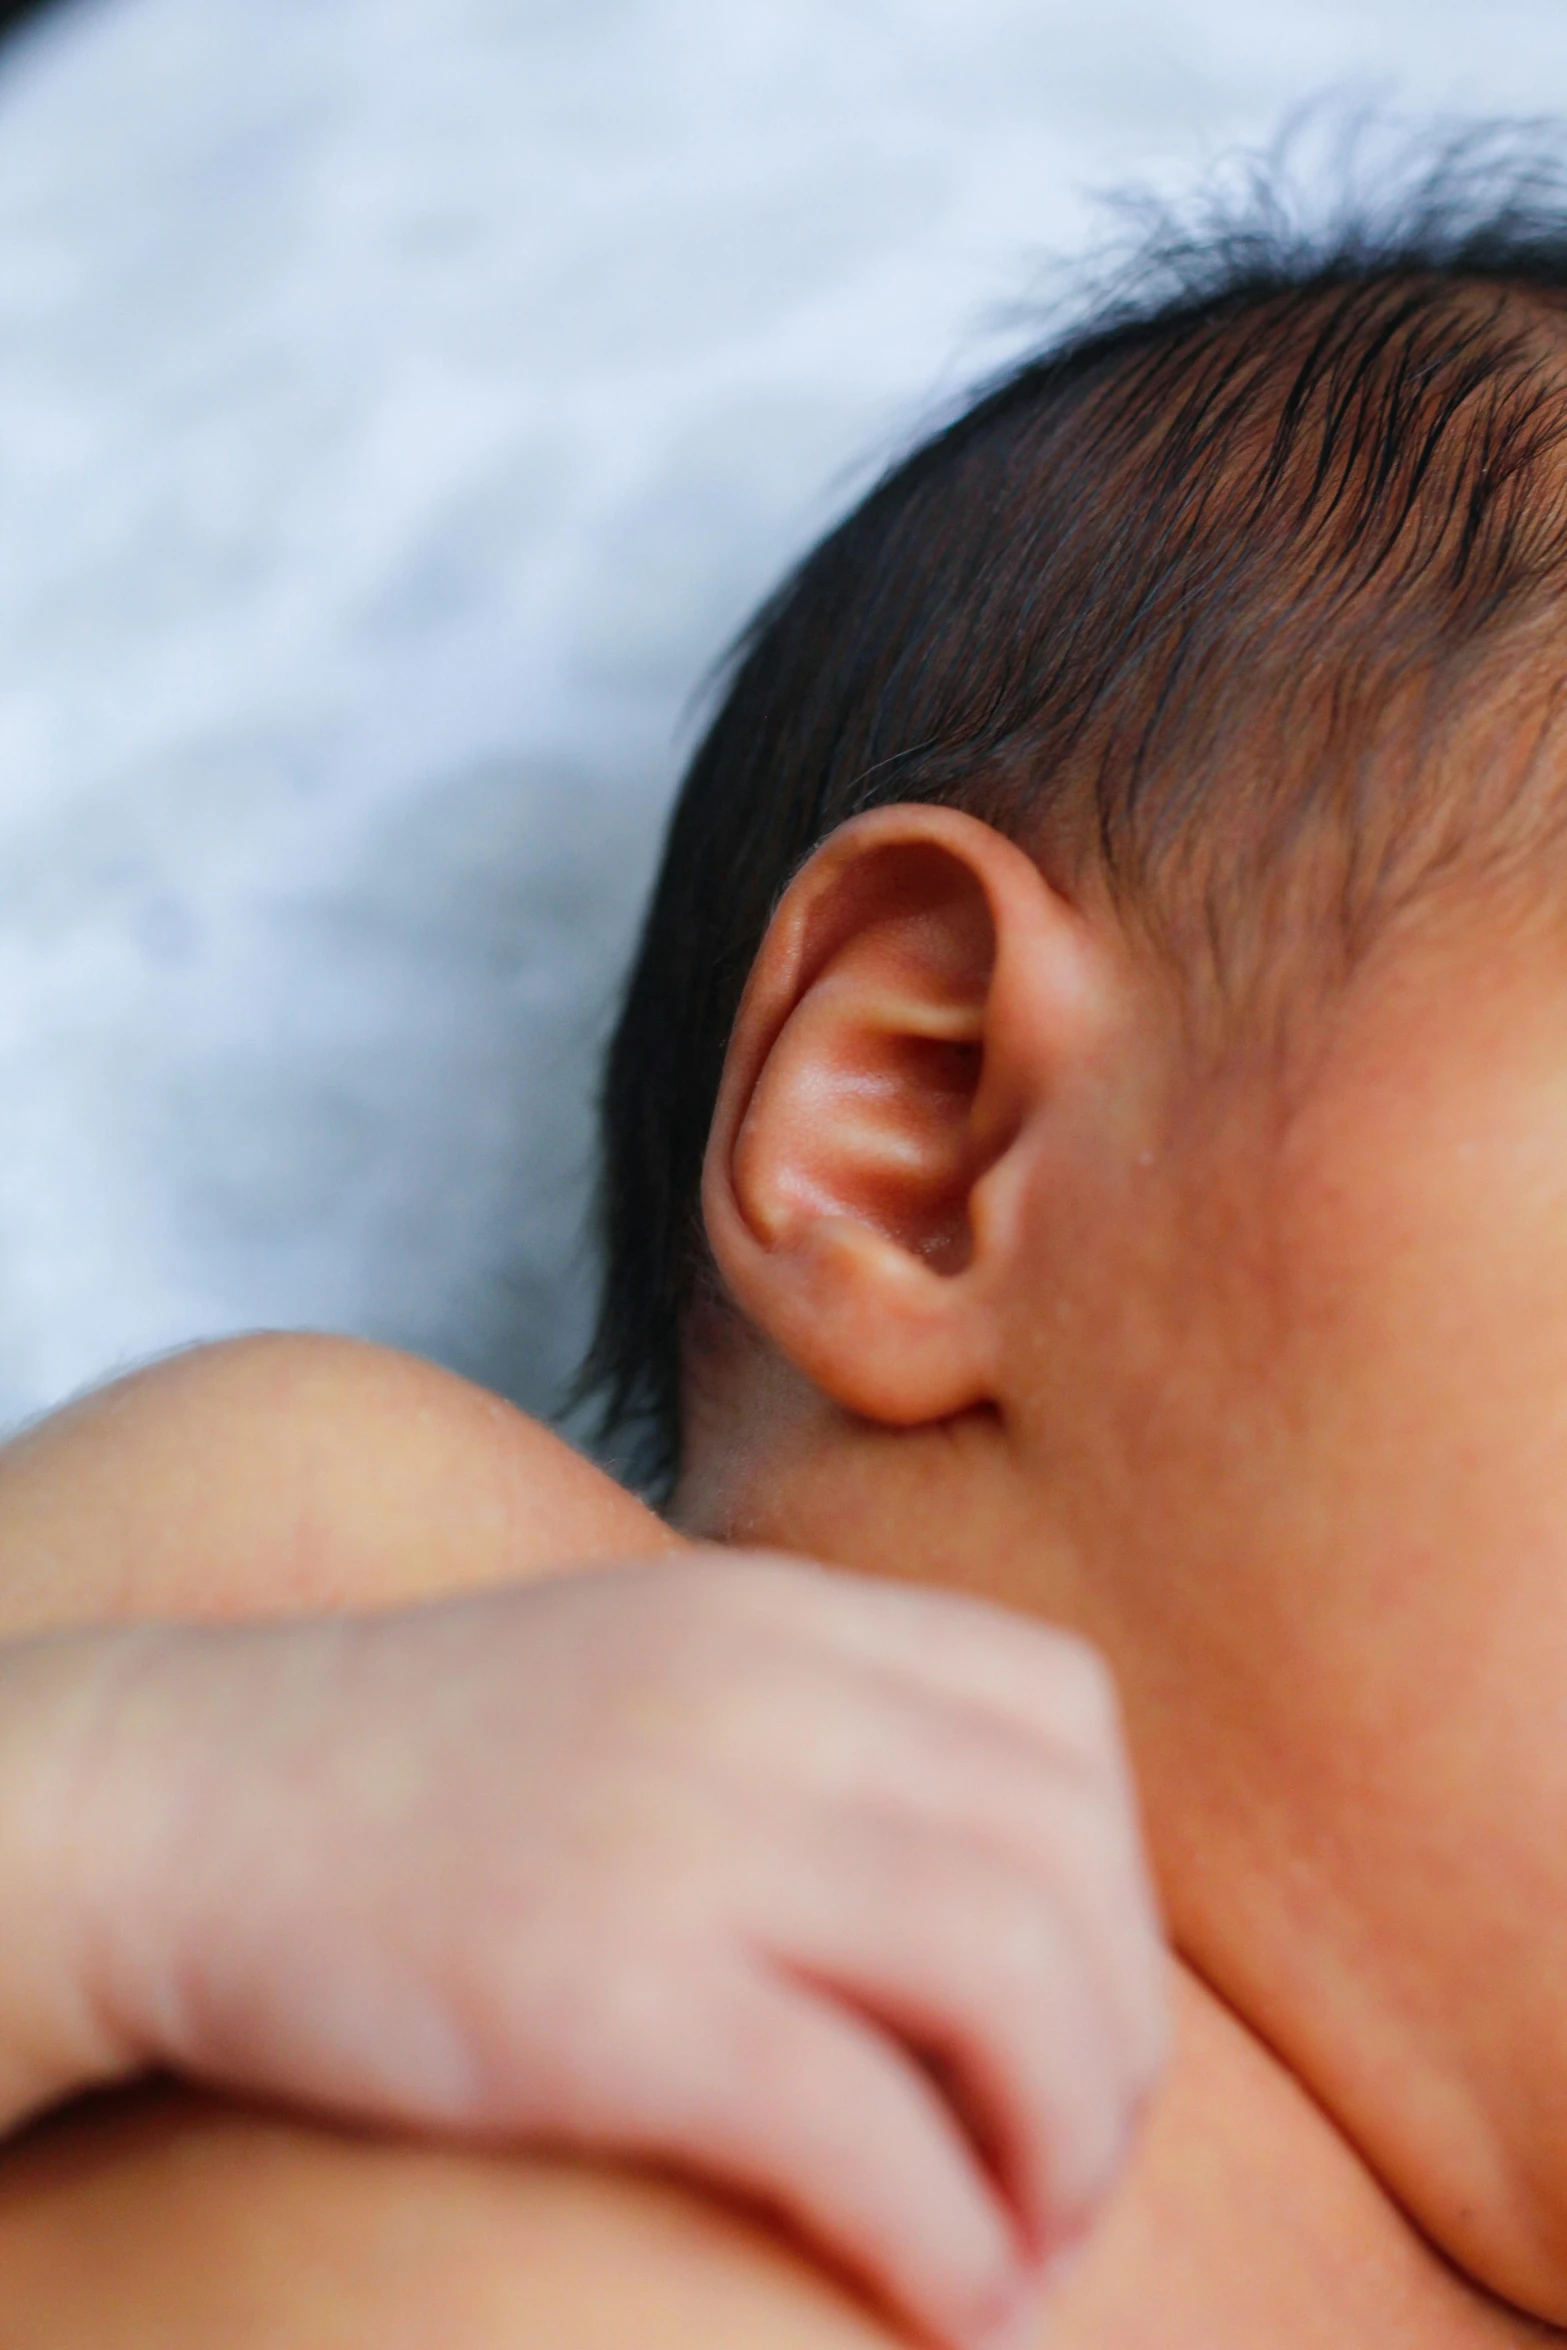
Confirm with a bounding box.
[588,135,1567,2321]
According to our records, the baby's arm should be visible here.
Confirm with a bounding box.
[0,1335,1165,2350]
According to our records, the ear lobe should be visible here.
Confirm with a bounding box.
[701,805,1110,1428]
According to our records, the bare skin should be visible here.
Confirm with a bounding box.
[0,1336,1166,2350]
[0,1331,675,1636]
[2,1974,1549,2350]
[0,1329,1555,2346]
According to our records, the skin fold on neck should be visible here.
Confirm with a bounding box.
[678,1379,1567,2348]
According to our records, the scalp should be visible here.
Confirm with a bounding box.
[587,128,1567,1489]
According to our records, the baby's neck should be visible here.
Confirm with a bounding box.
[1052,1963,1558,2347]
[692,1407,1564,2340]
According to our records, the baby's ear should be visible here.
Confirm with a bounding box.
[702,804,1119,1425]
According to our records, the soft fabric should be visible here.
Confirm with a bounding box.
[0,0,1558,1435]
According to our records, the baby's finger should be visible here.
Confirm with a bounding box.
[591,1954,1032,2350]
[868,1701,1166,2098]
[712,1658,1165,2094]
[758,1811,1143,2254]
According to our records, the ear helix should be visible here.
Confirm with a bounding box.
[703,819,1021,1425]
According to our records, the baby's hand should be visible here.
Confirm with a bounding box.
[0,1554,1165,2350]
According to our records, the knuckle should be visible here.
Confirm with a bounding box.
[957,1865,1081,2006]
[967,1881,1128,2080]
[1038,1631,1125,1761]
[549,1940,703,2112]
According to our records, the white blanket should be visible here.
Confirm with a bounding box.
[0,0,1555,1437]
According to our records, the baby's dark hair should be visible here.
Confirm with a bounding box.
[583,119,1567,1495]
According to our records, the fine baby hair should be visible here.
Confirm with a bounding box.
[587,116,1567,1494]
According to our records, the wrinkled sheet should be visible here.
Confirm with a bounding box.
[0,0,1558,1439]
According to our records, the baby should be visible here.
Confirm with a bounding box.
[7,132,1567,2349]
[0,1346,1157,2350]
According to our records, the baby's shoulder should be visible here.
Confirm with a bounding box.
[0,1332,677,1635]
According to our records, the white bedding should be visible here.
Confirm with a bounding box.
[0,0,1559,1439]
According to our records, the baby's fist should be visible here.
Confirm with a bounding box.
[59,1554,1167,2350]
